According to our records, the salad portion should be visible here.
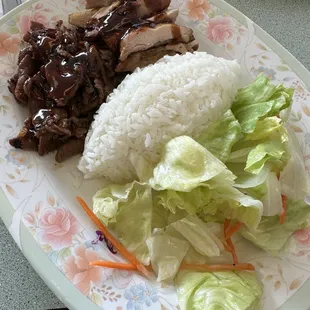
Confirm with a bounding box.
[80,74,310,309]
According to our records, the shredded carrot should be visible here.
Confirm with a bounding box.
[224,219,230,233]
[226,237,239,264]
[279,195,287,224]
[76,196,149,277]
[90,260,255,272]
[224,219,239,264]
[225,221,244,240]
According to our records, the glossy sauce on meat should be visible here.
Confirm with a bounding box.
[8,0,197,162]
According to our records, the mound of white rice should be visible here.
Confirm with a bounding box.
[78,52,241,182]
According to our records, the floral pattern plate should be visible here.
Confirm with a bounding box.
[0,0,310,309]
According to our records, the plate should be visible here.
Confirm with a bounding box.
[0,0,310,309]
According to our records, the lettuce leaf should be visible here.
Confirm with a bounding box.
[232,74,294,134]
[280,125,310,200]
[171,215,224,257]
[150,136,227,192]
[93,182,152,264]
[229,117,290,176]
[243,117,282,141]
[203,186,263,229]
[146,229,189,282]
[241,200,310,255]
[227,163,269,191]
[175,270,263,310]
[154,187,211,215]
[245,140,288,175]
[93,183,135,225]
[196,110,242,163]
[129,152,154,182]
[261,172,282,216]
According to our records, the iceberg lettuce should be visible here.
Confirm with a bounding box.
[146,229,190,282]
[151,136,227,192]
[280,125,310,200]
[241,199,310,255]
[175,270,263,310]
[202,186,263,229]
[93,182,152,264]
[171,215,224,257]
[232,74,294,134]
[196,109,242,163]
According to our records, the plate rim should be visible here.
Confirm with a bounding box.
[0,0,309,309]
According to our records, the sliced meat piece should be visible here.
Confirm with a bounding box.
[135,0,172,18]
[30,21,46,31]
[55,139,85,162]
[38,133,64,156]
[119,23,194,61]
[116,47,177,73]
[148,9,179,23]
[92,1,121,19]
[69,9,99,27]
[14,75,29,104]
[18,54,41,77]
[8,73,18,97]
[18,46,33,64]
[9,124,38,151]
[165,40,199,53]
[44,57,85,106]
[116,40,199,72]
[85,0,116,9]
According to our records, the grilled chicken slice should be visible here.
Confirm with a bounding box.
[69,1,121,27]
[116,40,199,72]
[85,0,116,9]
[92,1,121,19]
[119,23,194,61]
[147,9,179,23]
[69,9,99,27]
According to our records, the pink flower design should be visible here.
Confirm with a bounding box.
[24,212,36,225]
[37,207,82,250]
[63,244,105,295]
[207,16,236,44]
[0,32,21,56]
[187,0,209,21]
[294,227,310,246]
[17,11,49,35]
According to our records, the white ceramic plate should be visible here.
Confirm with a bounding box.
[1,1,310,309]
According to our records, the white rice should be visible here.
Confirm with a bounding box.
[78,52,241,182]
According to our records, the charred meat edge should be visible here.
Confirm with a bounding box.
[116,40,199,72]
[69,1,121,27]
[119,23,194,62]
[69,8,100,27]
[148,9,179,23]
[85,0,116,9]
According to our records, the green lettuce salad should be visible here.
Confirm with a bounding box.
[92,75,310,310]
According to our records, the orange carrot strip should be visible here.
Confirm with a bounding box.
[224,219,239,264]
[280,195,287,224]
[76,196,149,277]
[90,261,255,272]
[225,222,244,240]
[226,237,239,264]
[224,219,230,235]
